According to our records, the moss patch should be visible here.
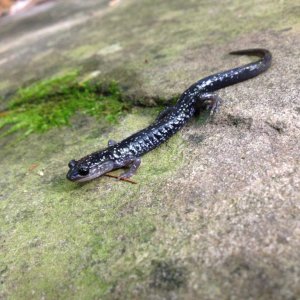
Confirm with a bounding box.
[0,105,188,299]
[0,72,129,136]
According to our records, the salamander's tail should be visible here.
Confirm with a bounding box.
[229,48,272,74]
[190,48,272,94]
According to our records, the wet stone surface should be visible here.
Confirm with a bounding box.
[0,0,300,299]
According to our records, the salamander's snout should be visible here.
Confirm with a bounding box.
[66,169,74,181]
[66,159,78,181]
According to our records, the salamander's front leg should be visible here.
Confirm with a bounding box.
[119,157,141,179]
[198,93,223,115]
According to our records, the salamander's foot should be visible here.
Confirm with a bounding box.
[108,139,117,147]
[118,157,141,179]
[199,93,223,116]
[208,96,222,116]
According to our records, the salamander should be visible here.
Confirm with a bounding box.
[67,49,272,182]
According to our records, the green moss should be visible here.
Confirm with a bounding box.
[0,72,129,136]
[0,106,188,299]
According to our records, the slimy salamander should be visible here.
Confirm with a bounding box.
[67,49,272,182]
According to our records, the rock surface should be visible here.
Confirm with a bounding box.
[0,0,299,299]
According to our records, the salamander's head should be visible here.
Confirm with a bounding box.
[66,155,115,182]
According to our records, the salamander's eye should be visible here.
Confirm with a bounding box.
[78,165,89,176]
[68,160,77,169]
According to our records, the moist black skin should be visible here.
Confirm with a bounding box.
[66,49,272,182]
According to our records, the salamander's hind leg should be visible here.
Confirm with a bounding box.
[108,139,117,147]
[119,157,141,179]
[196,93,223,116]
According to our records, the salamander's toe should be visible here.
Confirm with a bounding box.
[209,96,222,116]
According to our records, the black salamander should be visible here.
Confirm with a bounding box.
[67,49,272,182]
